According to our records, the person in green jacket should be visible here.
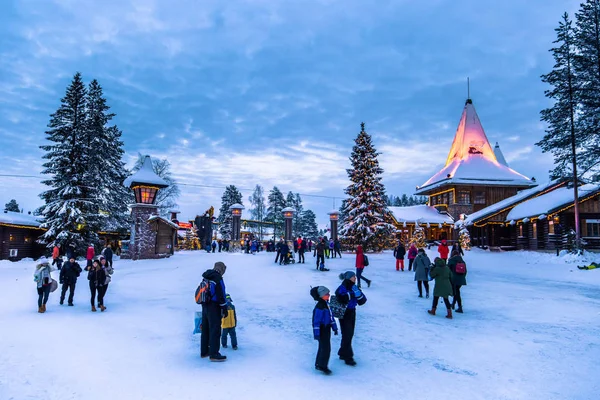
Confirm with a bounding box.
[427,257,454,319]
[447,250,467,313]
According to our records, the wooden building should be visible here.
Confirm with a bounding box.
[148,216,178,255]
[0,211,45,261]
[389,205,454,242]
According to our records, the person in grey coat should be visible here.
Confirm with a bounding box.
[413,248,431,298]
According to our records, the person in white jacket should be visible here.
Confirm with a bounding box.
[34,258,54,313]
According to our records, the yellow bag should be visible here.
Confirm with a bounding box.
[222,308,236,329]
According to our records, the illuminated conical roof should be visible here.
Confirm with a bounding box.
[416,99,533,194]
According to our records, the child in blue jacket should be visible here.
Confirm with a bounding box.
[310,286,338,375]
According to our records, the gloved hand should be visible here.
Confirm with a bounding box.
[221,307,228,318]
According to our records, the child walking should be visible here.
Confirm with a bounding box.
[221,294,238,350]
[310,286,338,375]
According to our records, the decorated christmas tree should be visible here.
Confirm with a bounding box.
[183,227,201,250]
[410,226,427,249]
[459,228,472,251]
[340,122,396,251]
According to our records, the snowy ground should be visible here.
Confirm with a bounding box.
[0,249,599,400]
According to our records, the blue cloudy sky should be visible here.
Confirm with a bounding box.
[0,0,580,226]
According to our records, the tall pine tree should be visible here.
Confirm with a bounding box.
[218,185,243,241]
[249,184,266,240]
[4,199,20,212]
[266,186,286,239]
[340,122,395,251]
[301,209,319,239]
[39,72,96,252]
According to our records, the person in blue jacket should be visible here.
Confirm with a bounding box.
[311,286,338,375]
[335,271,367,366]
[200,261,228,362]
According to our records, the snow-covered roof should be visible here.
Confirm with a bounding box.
[0,211,43,228]
[463,180,564,225]
[416,100,533,194]
[494,142,509,167]
[389,205,454,225]
[506,184,600,221]
[124,155,168,188]
[147,215,179,230]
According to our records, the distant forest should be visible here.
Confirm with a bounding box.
[385,194,428,207]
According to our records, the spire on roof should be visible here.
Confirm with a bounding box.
[494,142,509,167]
[124,155,169,188]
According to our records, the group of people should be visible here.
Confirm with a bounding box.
[272,236,344,272]
[34,243,115,313]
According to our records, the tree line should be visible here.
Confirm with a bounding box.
[384,194,427,207]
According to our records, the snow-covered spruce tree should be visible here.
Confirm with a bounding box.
[4,199,20,212]
[249,184,266,240]
[266,186,286,238]
[340,122,395,251]
[85,79,130,232]
[132,154,180,215]
[301,209,319,239]
[217,185,243,241]
[39,72,98,253]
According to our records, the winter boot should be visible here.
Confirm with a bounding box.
[367,280,371,288]
[210,354,227,362]
[91,306,97,312]
[100,305,106,312]
[41,304,46,313]
[315,366,332,375]
[427,307,436,316]
[446,309,453,319]
[456,307,464,314]
[60,299,64,305]
[38,306,43,313]
[345,358,357,366]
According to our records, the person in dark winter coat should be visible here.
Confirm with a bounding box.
[451,243,464,257]
[34,258,53,313]
[59,256,82,306]
[275,239,283,263]
[311,286,338,375]
[280,242,291,265]
[413,248,431,298]
[407,244,418,271]
[335,271,367,366]
[99,256,113,306]
[201,262,228,362]
[314,239,329,271]
[334,239,342,258]
[393,241,406,271]
[86,259,106,312]
[447,250,467,313]
[101,243,114,268]
[427,257,454,319]
[221,294,238,349]
[355,245,371,288]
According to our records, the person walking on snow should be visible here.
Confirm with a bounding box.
[393,241,406,271]
[355,245,371,288]
[451,242,464,257]
[329,239,336,258]
[314,238,328,271]
[86,244,95,268]
[99,256,113,299]
[34,258,54,313]
[275,239,283,264]
[200,261,229,362]
[437,239,449,262]
[408,243,418,272]
[310,286,338,375]
[298,236,306,264]
[221,294,238,350]
[335,271,367,366]
[334,239,342,258]
[414,248,431,298]
[101,243,113,268]
[212,240,217,253]
[52,243,62,270]
[447,250,467,313]
[427,257,454,319]
[86,259,106,312]
[59,256,82,306]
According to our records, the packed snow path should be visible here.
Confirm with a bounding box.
[0,250,598,400]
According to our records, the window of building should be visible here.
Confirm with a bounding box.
[474,191,486,205]
[9,234,15,242]
[448,191,454,204]
[442,192,449,205]
[430,196,436,206]
[585,219,600,237]
[549,220,555,234]
[457,191,471,205]
[532,222,537,238]
[519,224,523,237]
[24,236,32,244]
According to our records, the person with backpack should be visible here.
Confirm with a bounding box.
[314,238,329,271]
[334,271,367,366]
[34,258,54,313]
[86,259,106,312]
[413,248,431,298]
[198,261,228,362]
[298,236,307,264]
[393,241,406,271]
[447,250,467,313]
[221,294,238,350]
[310,286,338,375]
[437,239,449,261]
[407,243,418,272]
[355,245,371,288]
[59,256,82,306]
[427,257,454,319]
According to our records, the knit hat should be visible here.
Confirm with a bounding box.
[317,286,330,298]
[36,257,49,267]
[339,271,356,281]
[226,293,232,302]
[213,261,227,276]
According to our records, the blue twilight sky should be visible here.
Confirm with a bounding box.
[0,0,580,226]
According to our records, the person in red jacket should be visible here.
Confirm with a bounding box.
[86,244,95,268]
[52,243,62,270]
[407,243,418,271]
[355,245,371,289]
[438,239,449,261]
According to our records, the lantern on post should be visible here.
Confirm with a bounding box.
[328,210,340,241]
[282,207,295,241]
[229,204,245,241]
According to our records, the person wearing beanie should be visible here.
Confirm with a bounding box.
[428,257,454,319]
[355,245,371,288]
[200,261,228,362]
[86,244,95,268]
[438,239,449,262]
[393,241,406,271]
[335,271,367,366]
[221,294,238,350]
[34,258,54,313]
[311,286,337,375]
[59,256,82,306]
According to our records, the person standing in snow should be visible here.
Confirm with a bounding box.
[427,257,453,319]
[86,244,95,268]
[250,240,257,254]
[218,240,223,253]
[298,236,306,264]
[52,243,62,270]
[447,250,467,313]
[59,256,82,306]
[34,258,54,313]
[101,242,113,268]
[200,261,228,362]
[334,239,342,258]
[335,271,367,366]
[212,240,217,253]
[451,242,464,257]
[329,239,335,258]
[97,256,113,310]
[221,294,238,350]
[414,248,431,298]
[407,243,418,272]
[437,239,449,262]
[86,259,106,312]
[314,238,328,271]
[355,245,371,288]
[393,241,406,271]
[280,241,291,265]
[308,239,313,252]
[310,286,338,375]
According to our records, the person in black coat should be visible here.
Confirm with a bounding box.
[451,243,464,257]
[200,262,228,362]
[275,239,283,263]
[101,243,114,268]
[335,271,367,366]
[280,242,290,265]
[393,241,406,271]
[86,259,106,312]
[59,256,82,306]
